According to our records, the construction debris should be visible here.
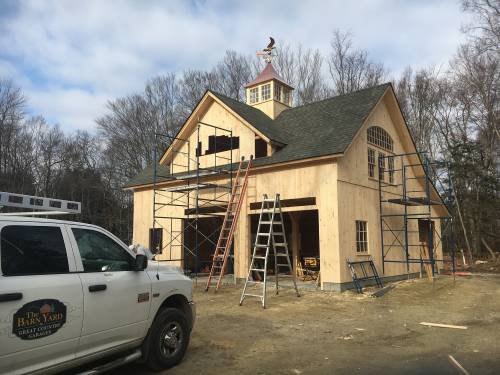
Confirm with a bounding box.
[419,322,468,330]
[370,284,395,298]
[448,355,471,375]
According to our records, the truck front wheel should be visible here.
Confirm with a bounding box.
[146,308,190,371]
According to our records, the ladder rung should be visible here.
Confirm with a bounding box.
[276,264,290,267]
[275,253,289,257]
[255,244,269,248]
[251,268,265,272]
[243,293,263,298]
[273,243,287,247]
[260,221,281,224]
[253,256,266,259]
[272,232,284,235]
[257,233,270,236]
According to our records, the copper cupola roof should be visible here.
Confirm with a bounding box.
[244,62,293,89]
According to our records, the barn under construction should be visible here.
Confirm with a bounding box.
[126,59,454,291]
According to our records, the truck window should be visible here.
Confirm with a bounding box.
[72,228,134,272]
[0,225,69,276]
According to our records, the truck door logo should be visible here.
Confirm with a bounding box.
[12,299,67,340]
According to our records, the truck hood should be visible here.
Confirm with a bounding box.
[146,261,186,276]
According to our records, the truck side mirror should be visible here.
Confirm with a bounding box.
[133,254,148,271]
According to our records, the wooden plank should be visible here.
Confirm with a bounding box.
[448,355,471,375]
[420,243,434,281]
[250,197,316,210]
[370,284,395,298]
[419,322,468,330]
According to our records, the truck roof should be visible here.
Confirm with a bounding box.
[0,215,100,228]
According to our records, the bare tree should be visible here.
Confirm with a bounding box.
[177,69,219,118]
[396,67,443,158]
[328,30,387,95]
[214,50,253,101]
[462,0,500,54]
[0,79,26,188]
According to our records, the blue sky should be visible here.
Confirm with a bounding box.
[0,0,470,132]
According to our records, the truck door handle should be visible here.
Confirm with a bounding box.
[89,284,107,292]
[0,293,23,302]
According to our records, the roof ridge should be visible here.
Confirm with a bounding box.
[277,82,391,117]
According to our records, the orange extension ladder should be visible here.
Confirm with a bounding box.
[205,156,253,291]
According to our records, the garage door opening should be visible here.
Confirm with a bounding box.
[250,209,319,282]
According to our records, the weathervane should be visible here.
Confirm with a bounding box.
[256,37,276,63]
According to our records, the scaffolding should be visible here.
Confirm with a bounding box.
[152,121,238,277]
[379,152,456,277]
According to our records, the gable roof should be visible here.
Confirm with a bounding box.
[210,91,291,144]
[125,83,391,188]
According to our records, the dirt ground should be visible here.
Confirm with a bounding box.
[115,275,500,375]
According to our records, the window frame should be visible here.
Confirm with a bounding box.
[367,126,393,152]
[368,148,376,178]
[283,88,291,105]
[388,155,395,184]
[249,87,259,104]
[355,220,369,253]
[0,223,77,276]
[274,82,282,102]
[378,152,386,182]
[261,83,271,101]
[69,225,135,273]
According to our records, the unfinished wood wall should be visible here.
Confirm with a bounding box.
[168,98,257,174]
[337,94,445,280]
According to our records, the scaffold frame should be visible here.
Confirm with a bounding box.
[152,121,237,277]
[378,151,456,277]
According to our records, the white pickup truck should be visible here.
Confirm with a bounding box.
[0,216,195,374]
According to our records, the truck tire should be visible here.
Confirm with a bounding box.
[146,307,190,371]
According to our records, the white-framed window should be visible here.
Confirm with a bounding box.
[356,220,368,253]
[368,148,376,178]
[388,156,395,184]
[250,87,259,104]
[367,126,393,152]
[283,88,290,105]
[378,152,386,181]
[274,83,282,102]
[261,84,271,101]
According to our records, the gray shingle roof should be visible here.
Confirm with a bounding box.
[125,83,390,188]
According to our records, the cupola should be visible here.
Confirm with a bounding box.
[244,62,294,119]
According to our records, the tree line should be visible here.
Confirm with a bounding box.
[0,0,498,257]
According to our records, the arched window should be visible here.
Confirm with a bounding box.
[367,126,393,152]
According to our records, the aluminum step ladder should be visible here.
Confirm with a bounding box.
[346,257,383,293]
[205,156,252,291]
[239,193,300,308]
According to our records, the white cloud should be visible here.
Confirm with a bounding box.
[0,0,470,132]
[27,87,108,132]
